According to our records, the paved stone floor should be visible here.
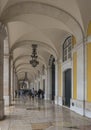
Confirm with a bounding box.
[0,97,91,130]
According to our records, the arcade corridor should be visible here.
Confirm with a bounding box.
[1,0,91,125]
[1,98,91,130]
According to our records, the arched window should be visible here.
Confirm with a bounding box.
[63,36,72,62]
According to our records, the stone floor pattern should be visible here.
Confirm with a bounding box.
[0,98,91,130]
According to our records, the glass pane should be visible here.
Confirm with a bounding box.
[64,49,67,55]
[68,46,71,52]
[64,42,67,48]
[68,38,71,45]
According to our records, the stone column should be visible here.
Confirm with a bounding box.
[13,68,15,99]
[9,56,13,105]
[9,58,11,105]
[40,75,43,90]
[36,78,39,91]
[11,60,14,101]
[0,23,6,119]
[44,68,48,99]
[34,80,37,90]
[14,72,18,98]
[38,78,40,89]
[47,66,52,100]
[15,75,18,94]
[55,60,58,104]
[12,67,15,100]
[3,37,10,106]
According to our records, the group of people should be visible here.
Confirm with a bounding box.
[37,89,44,99]
[15,88,45,99]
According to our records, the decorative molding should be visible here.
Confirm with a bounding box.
[4,54,9,58]
[70,99,85,116]
[85,101,91,111]
[85,102,91,118]
[72,40,84,52]
[58,96,63,106]
[62,59,72,71]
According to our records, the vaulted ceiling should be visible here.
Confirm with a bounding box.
[0,0,91,82]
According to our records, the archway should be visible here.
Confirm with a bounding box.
[51,57,55,101]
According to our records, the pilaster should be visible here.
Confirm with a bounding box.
[3,37,10,106]
[85,36,91,118]
[9,55,13,105]
[71,40,86,116]
[54,60,58,104]
[4,55,9,106]
[0,23,7,119]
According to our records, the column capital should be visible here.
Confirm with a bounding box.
[4,54,9,58]
[0,22,7,38]
[47,65,52,70]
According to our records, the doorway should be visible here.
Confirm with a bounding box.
[64,69,71,107]
[43,79,45,92]
[52,58,55,100]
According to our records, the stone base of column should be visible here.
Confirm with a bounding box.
[44,93,48,100]
[44,94,52,101]
[85,101,91,118]
[55,95,58,104]
[0,99,4,120]
[47,94,52,100]
[10,94,14,101]
[57,96,63,106]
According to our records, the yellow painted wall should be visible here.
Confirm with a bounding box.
[87,21,91,36]
[72,35,76,47]
[73,52,77,99]
[87,21,91,102]
[87,44,91,102]
[58,63,62,96]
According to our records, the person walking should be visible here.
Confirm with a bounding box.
[31,88,35,98]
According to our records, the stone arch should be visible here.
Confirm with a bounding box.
[13,54,47,69]
[11,40,58,60]
[1,1,84,42]
[17,71,35,81]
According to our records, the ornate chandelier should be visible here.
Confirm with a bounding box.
[30,44,39,67]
